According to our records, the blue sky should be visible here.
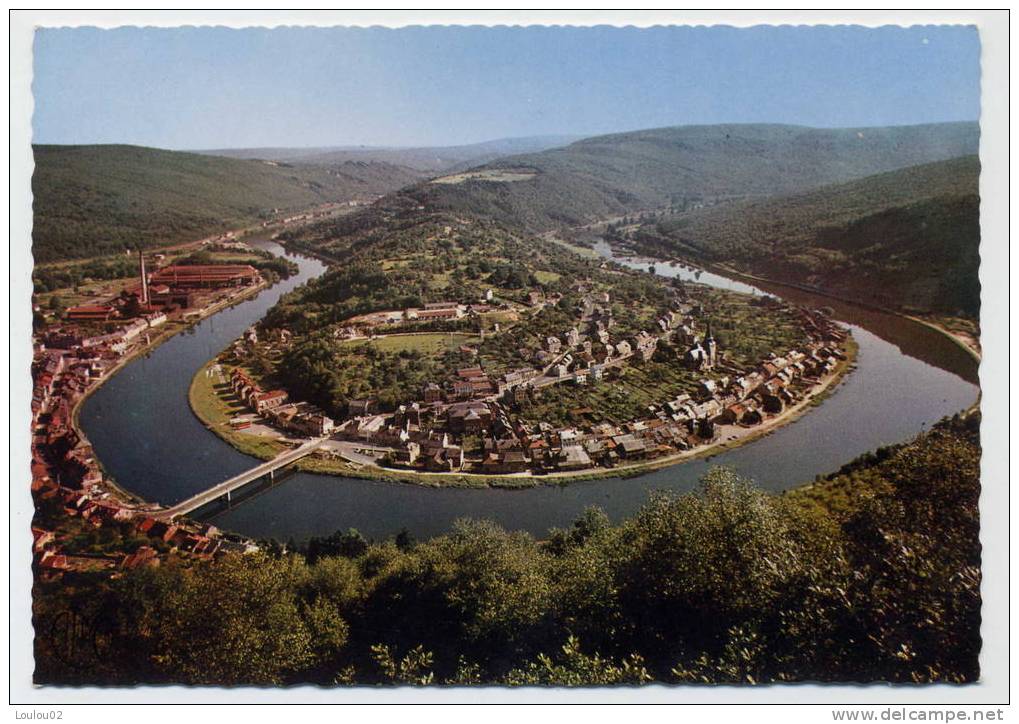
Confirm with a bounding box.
[32,24,981,149]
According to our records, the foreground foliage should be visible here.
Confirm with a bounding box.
[33,415,980,686]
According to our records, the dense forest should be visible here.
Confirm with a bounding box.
[31,144,421,262]
[409,122,979,233]
[32,414,980,686]
[635,156,981,318]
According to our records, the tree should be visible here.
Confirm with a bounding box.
[368,644,435,685]
[110,554,315,685]
[360,520,555,677]
[306,528,370,563]
[612,468,845,674]
[302,597,351,675]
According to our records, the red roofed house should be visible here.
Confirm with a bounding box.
[32,527,54,553]
[255,390,289,414]
[65,305,117,322]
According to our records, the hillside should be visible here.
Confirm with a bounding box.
[408,122,979,232]
[636,156,981,318]
[31,144,422,262]
[199,135,585,173]
[268,199,812,424]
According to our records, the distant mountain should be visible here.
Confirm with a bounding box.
[31,144,422,262]
[639,155,981,318]
[411,122,980,232]
[284,122,980,319]
[198,135,587,173]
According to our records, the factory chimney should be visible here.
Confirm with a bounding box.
[138,249,149,305]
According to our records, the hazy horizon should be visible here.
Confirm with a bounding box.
[31,121,982,156]
[33,25,980,149]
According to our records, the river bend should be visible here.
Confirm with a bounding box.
[79,239,979,540]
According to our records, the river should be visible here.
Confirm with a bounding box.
[78,239,980,542]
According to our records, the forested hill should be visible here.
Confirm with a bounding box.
[31,144,422,263]
[408,122,979,231]
[636,155,981,318]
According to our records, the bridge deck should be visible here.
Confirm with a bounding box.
[159,436,329,519]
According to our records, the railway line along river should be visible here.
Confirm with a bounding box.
[78,238,980,541]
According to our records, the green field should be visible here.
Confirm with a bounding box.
[533,270,561,284]
[341,332,478,355]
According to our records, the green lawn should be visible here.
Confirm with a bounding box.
[546,236,600,259]
[428,271,452,290]
[37,274,139,311]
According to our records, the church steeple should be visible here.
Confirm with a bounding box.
[704,320,717,369]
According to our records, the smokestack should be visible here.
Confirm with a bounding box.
[138,249,149,305]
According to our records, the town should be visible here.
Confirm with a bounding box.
[29,245,270,579]
[220,280,850,479]
[28,217,852,581]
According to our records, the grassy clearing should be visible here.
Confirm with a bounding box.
[534,270,561,284]
[479,310,518,325]
[545,236,601,259]
[381,258,411,270]
[340,332,477,355]
[427,271,453,290]
[431,169,537,185]
[36,275,139,310]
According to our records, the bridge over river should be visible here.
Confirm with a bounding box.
[158,436,330,519]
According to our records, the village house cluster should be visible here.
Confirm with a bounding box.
[326,310,846,476]
[229,367,336,437]
[236,280,849,477]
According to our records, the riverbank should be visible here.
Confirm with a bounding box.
[626,246,982,366]
[902,314,981,365]
[187,335,857,490]
[711,262,982,364]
